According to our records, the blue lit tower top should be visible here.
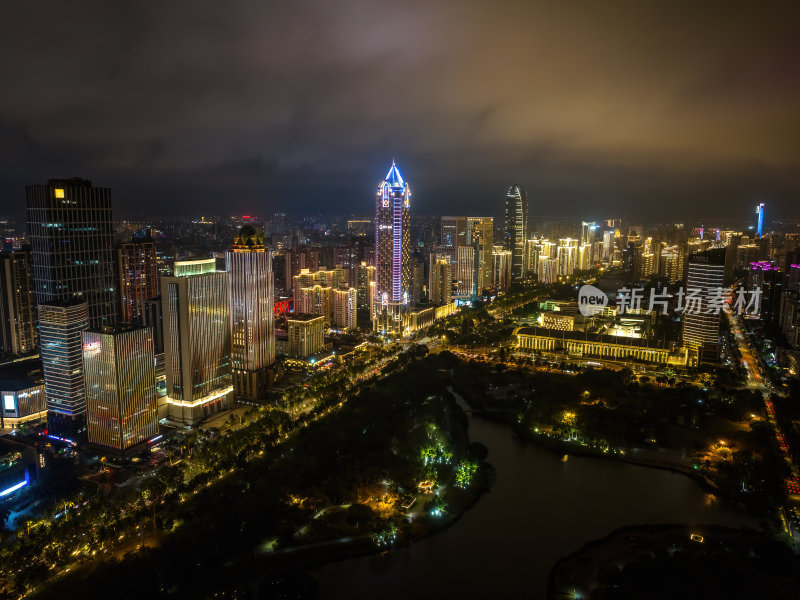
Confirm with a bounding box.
[375,161,411,310]
[756,202,765,238]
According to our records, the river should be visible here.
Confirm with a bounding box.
[310,411,757,599]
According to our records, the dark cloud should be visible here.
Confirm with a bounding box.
[1,1,799,220]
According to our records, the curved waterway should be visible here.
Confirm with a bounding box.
[311,410,757,599]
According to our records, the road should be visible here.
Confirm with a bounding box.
[726,311,800,543]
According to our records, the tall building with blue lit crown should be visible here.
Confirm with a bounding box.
[373,161,411,334]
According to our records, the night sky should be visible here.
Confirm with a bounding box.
[2,1,799,221]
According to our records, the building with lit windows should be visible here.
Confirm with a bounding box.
[117,231,159,325]
[429,254,453,305]
[0,357,46,430]
[466,217,493,294]
[455,246,475,299]
[659,246,685,283]
[556,238,578,276]
[356,262,375,310]
[374,162,411,334]
[162,258,232,427]
[287,314,325,358]
[504,185,528,280]
[682,248,726,365]
[492,246,513,290]
[0,249,36,356]
[82,325,158,453]
[440,216,467,266]
[26,178,117,329]
[332,287,358,330]
[226,226,275,403]
[38,299,90,441]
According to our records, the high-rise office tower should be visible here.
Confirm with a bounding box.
[682,248,726,365]
[440,216,467,266]
[226,226,275,403]
[162,258,232,426]
[26,178,116,328]
[0,249,37,356]
[117,231,159,325]
[580,222,597,246]
[466,217,493,294]
[39,299,89,440]
[456,246,475,299]
[429,254,453,305]
[504,185,528,280]
[82,325,158,452]
[756,202,765,238]
[374,161,411,334]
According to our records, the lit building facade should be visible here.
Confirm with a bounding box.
[0,249,36,356]
[226,226,275,403]
[162,259,232,427]
[356,262,375,309]
[682,248,726,365]
[82,325,158,452]
[492,246,513,290]
[429,254,453,305]
[26,178,116,328]
[287,314,325,357]
[117,232,159,325]
[455,246,475,299]
[38,299,89,440]
[374,162,411,334]
[466,217,493,294]
[332,287,358,330]
[504,185,528,280]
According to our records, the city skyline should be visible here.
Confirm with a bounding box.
[1,4,800,598]
[2,4,799,220]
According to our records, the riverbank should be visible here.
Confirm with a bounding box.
[547,523,795,599]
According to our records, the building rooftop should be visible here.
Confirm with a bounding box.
[0,357,44,391]
[515,326,667,349]
[288,313,325,323]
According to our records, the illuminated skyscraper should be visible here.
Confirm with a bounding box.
[440,216,467,266]
[82,325,158,452]
[226,227,275,402]
[374,161,411,334]
[756,202,765,237]
[504,185,528,280]
[162,258,232,427]
[26,178,116,328]
[492,246,513,290]
[682,248,726,365]
[455,246,474,299]
[332,287,358,330]
[39,299,89,440]
[466,217,493,295]
[356,262,375,310]
[117,231,159,325]
[429,254,453,305]
[0,249,36,356]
